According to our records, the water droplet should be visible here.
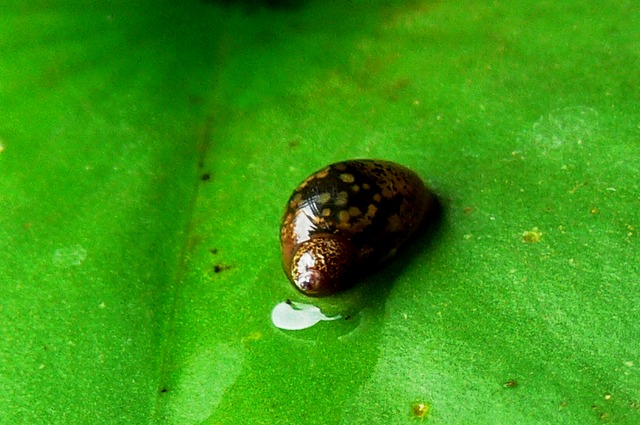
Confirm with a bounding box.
[271,301,341,331]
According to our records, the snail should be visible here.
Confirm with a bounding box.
[280,159,437,296]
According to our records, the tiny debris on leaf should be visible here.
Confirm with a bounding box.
[503,379,517,388]
[522,227,542,243]
[411,402,430,419]
[213,264,232,273]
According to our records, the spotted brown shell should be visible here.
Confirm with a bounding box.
[280,159,436,296]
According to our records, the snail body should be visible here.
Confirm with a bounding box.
[280,159,436,296]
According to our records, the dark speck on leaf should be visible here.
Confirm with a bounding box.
[503,379,518,388]
[210,248,218,255]
[214,264,231,273]
[201,172,211,181]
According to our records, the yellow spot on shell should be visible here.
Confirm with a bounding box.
[373,193,382,203]
[339,173,355,183]
[335,191,348,206]
[317,192,331,204]
[351,185,360,192]
[315,168,329,178]
[362,183,371,190]
[348,206,362,217]
[289,193,303,208]
[386,214,403,232]
[322,208,332,217]
[338,210,350,222]
[366,204,378,218]
[334,163,347,171]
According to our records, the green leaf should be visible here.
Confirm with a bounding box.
[2,0,639,424]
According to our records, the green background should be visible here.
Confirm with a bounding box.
[1,0,638,423]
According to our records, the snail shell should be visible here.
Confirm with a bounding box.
[280,159,436,296]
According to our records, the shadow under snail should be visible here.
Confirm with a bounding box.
[280,159,437,296]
